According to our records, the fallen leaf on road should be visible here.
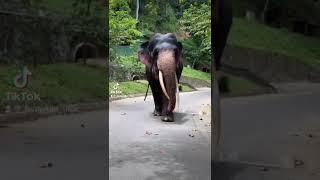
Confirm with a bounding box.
[81,123,85,128]
[154,133,159,135]
[260,167,269,172]
[205,123,211,127]
[192,129,198,132]
[121,112,127,115]
[189,134,195,137]
[40,161,53,168]
[145,131,152,135]
[307,134,314,138]
[289,133,300,136]
[160,150,166,154]
[294,159,304,167]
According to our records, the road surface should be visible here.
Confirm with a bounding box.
[109,88,212,180]
[215,82,320,180]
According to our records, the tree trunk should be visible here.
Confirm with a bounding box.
[261,0,269,24]
[136,0,139,21]
[83,42,87,65]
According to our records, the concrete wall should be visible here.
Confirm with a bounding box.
[222,45,320,82]
[0,8,106,64]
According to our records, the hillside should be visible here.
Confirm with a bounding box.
[229,18,320,67]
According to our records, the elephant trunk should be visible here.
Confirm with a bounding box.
[157,50,178,113]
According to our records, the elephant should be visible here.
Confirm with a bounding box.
[138,33,183,122]
[212,0,233,159]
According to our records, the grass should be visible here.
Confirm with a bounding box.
[224,74,263,95]
[109,80,193,98]
[0,64,106,111]
[0,62,262,111]
[182,67,211,83]
[229,18,320,67]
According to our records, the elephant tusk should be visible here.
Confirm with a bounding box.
[174,74,180,112]
[159,71,170,100]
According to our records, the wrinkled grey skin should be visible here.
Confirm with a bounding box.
[138,33,183,122]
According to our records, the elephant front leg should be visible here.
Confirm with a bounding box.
[160,95,174,122]
[161,111,174,122]
[149,80,163,116]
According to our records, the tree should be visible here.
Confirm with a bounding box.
[261,0,269,23]
[136,0,139,21]
[109,0,142,46]
[180,3,211,69]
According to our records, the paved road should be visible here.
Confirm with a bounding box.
[109,88,212,180]
[0,88,212,180]
[0,110,108,180]
[1,83,320,180]
[215,82,320,180]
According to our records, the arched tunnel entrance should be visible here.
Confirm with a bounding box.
[73,42,98,63]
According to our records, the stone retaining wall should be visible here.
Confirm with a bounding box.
[222,45,320,82]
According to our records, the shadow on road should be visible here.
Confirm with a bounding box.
[172,112,190,125]
[212,161,245,180]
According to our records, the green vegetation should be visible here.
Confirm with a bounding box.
[229,18,320,66]
[109,0,211,70]
[232,0,320,27]
[180,3,211,68]
[31,0,73,13]
[109,1,142,46]
[0,64,106,111]
[182,67,211,83]
[224,74,263,95]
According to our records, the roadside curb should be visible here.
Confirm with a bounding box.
[0,102,107,125]
[0,86,276,125]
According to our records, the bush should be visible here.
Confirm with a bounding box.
[218,76,230,93]
[182,37,212,69]
[109,55,145,82]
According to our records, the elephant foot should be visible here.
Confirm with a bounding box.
[153,109,162,116]
[161,114,174,122]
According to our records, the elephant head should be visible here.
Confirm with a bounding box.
[138,33,183,121]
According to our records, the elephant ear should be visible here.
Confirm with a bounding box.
[138,41,150,66]
[175,41,183,60]
[140,41,149,50]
